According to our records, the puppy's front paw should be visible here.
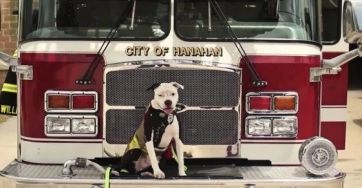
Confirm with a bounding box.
[153,168,165,179]
[179,171,187,176]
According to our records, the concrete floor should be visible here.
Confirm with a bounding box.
[0,91,361,187]
[0,116,16,169]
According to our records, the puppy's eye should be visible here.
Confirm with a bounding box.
[171,93,175,96]
[158,94,163,97]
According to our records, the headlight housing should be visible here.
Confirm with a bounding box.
[246,116,297,138]
[45,115,98,137]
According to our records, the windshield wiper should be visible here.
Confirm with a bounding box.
[209,0,267,87]
[76,0,135,85]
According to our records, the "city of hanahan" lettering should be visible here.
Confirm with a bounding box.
[125,46,223,57]
[173,47,223,57]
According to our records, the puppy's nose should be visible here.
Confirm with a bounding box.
[165,100,172,107]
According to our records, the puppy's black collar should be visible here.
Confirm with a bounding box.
[148,106,176,125]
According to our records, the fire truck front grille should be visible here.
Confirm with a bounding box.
[106,109,238,145]
[179,110,238,145]
[106,67,240,107]
[106,109,144,144]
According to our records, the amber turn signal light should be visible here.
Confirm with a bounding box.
[48,95,70,109]
[274,96,296,111]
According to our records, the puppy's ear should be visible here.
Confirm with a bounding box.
[147,83,161,91]
[171,82,184,90]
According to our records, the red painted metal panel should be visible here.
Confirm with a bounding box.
[321,122,346,150]
[20,53,104,139]
[322,52,348,105]
[241,55,321,140]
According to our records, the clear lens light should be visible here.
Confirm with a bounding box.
[72,118,96,134]
[47,118,71,133]
[273,118,297,136]
[248,119,272,136]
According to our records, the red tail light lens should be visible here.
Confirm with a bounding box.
[249,96,271,111]
[48,95,70,109]
[73,95,96,109]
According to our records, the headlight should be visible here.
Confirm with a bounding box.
[273,117,297,136]
[72,118,96,134]
[247,118,272,136]
[46,117,71,134]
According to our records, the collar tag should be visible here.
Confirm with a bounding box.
[167,114,174,124]
[159,112,166,118]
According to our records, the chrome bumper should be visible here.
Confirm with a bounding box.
[0,160,345,188]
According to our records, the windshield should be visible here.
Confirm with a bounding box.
[21,0,170,40]
[175,0,320,42]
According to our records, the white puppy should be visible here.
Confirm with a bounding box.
[119,82,186,179]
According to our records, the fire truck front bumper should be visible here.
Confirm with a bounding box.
[0,160,345,188]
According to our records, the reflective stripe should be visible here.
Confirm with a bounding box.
[127,135,147,153]
[320,106,347,122]
[1,88,17,93]
[2,83,17,93]
[104,167,111,188]
[128,135,140,150]
[3,83,17,89]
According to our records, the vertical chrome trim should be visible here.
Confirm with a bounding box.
[130,0,136,31]
[236,70,242,157]
[208,0,212,31]
[17,0,23,161]
[318,90,322,136]
[171,0,174,30]
[17,0,23,43]
[16,60,21,161]
[318,55,323,137]
[54,2,57,27]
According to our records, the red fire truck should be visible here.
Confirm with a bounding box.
[0,0,361,187]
